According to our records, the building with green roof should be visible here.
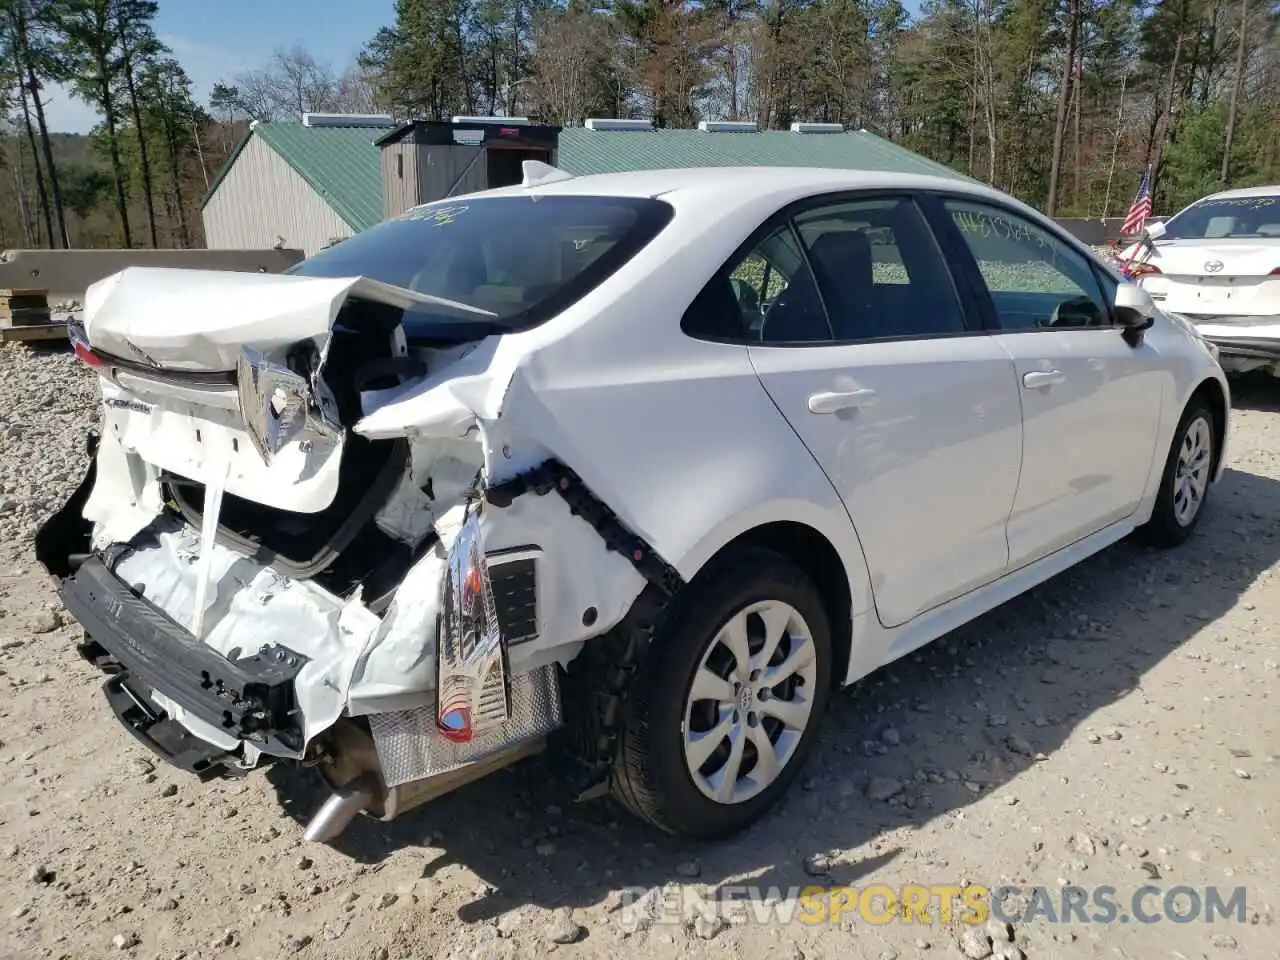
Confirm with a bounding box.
[201,114,970,256]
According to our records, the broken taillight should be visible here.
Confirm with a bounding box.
[236,346,341,464]
[462,565,484,605]
[72,341,102,367]
[69,326,102,367]
[1125,262,1162,278]
[436,506,511,744]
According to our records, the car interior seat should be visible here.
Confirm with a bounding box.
[804,230,876,339]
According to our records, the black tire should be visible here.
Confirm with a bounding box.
[610,547,832,839]
[1135,396,1217,548]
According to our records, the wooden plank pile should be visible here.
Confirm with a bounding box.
[0,288,65,342]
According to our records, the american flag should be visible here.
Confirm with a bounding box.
[1122,168,1153,236]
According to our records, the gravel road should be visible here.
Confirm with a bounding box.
[1,341,1276,960]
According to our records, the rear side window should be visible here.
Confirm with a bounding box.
[289,196,674,333]
[683,226,832,343]
[682,195,970,344]
[792,197,967,340]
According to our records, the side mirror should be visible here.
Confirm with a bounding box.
[1143,220,1167,241]
[1114,283,1157,346]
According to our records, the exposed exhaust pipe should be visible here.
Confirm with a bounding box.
[302,715,550,844]
[303,776,378,843]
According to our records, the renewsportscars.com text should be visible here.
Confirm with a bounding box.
[617,883,1248,928]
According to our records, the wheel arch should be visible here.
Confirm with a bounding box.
[1187,376,1229,480]
[688,520,856,690]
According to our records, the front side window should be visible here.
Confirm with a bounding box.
[793,197,967,340]
[1161,194,1280,240]
[943,199,1111,330]
[289,195,674,335]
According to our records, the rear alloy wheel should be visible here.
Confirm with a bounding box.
[1137,397,1216,547]
[682,600,818,805]
[611,548,832,839]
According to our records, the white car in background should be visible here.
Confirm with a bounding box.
[1125,184,1280,376]
[37,165,1229,845]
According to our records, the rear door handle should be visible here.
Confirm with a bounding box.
[1022,370,1066,390]
[808,388,879,414]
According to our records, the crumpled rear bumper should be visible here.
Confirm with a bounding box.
[39,420,675,832]
[60,555,311,759]
[98,674,252,780]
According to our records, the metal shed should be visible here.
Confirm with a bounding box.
[376,119,563,219]
[201,113,394,256]
[201,116,973,256]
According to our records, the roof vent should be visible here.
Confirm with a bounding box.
[302,112,393,128]
[452,115,531,125]
[584,118,654,132]
[698,120,758,133]
[790,122,844,134]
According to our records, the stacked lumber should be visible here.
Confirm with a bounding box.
[0,288,64,343]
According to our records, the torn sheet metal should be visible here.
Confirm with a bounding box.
[111,517,380,751]
[82,413,166,550]
[346,537,451,716]
[374,470,437,545]
[346,471,643,719]
[82,267,495,372]
[94,374,345,517]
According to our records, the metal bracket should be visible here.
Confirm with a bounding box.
[484,459,685,801]
[484,459,685,596]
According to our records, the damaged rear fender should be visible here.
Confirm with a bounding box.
[344,418,649,718]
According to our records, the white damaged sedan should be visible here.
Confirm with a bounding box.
[38,165,1230,844]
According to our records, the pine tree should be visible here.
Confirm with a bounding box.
[49,0,131,245]
[112,0,160,247]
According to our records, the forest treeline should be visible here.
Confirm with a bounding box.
[2,0,1277,250]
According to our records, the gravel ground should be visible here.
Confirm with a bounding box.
[0,340,1277,960]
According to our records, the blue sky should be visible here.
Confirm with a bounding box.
[42,0,923,134]
[43,0,397,133]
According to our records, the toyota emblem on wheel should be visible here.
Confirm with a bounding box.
[1204,259,1224,273]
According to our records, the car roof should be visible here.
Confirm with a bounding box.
[434,165,1019,210]
[1195,183,1280,202]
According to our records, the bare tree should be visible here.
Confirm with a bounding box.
[334,63,380,113]
[10,72,52,243]
[114,0,160,247]
[267,45,338,117]
[222,45,340,120]
[530,7,613,125]
[1046,0,1080,216]
[1220,0,1247,182]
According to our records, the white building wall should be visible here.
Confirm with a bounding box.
[202,135,353,257]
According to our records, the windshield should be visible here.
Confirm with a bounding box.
[1161,194,1280,240]
[289,195,674,332]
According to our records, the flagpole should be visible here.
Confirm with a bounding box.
[1119,165,1155,276]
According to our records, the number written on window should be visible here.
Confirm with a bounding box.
[943,200,1112,331]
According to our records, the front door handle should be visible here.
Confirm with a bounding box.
[1022,370,1066,390]
[808,388,879,414]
